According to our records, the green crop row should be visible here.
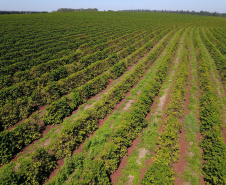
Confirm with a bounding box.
[0,34,95,76]
[72,27,183,185]
[194,29,226,185]
[48,24,178,162]
[0,29,146,104]
[0,20,136,71]
[42,26,172,126]
[45,27,183,185]
[214,28,226,40]
[0,28,119,63]
[0,28,174,184]
[210,28,226,46]
[0,148,57,185]
[199,28,226,86]
[0,28,146,89]
[0,114,42,165]
[0,26,173,131]
[204,28,226,56]
[142,30,189,185]
[0,27,174,166]
[0,32,83,58]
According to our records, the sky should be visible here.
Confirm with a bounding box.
[1,0,226,13]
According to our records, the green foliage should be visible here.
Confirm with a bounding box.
[78,28,182,183]
[0,114,42,165]
[143,29,189,183]
[194,30,226,185]
[142,163,175,185]
[199,28,226,86]
[0,148,56,185]
[18,148,57,184]
[0,26,169,131]
[1,12,226,185]
[0,162,19,185]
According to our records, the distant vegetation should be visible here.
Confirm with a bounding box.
[0,11,48,15]
[55,8,98,12]
[118,9,226,17]
[1,9,225,17]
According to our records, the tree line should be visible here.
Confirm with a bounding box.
[0,11,47,15]
[55,8,98,12]
[118,9,226,17]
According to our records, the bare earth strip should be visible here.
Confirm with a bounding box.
[113,29,186,185]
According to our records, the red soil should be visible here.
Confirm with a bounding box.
[7,118,26,131]
[107,40,169,184]
[214,67,226,95]
[195,50,206,185]
[173,130,189,185]
[48,65,147,182]
[140,33,187,182]
[110,134,142,185]
[174,52,191,185]
[11,124,57,163]
[140,41,180,182]
[111,36,179,184]
[45,159,64,184]
[7,105,47,131]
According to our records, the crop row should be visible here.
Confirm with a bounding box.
[0,28,130,76]
[0,29,149,105]
[0,27,175,165]
[67,27,184,184]
[49,28,179,160]
[0,28,146,89]
[0,26,139,67]
[42,26,171,126]
[0,13,140,58]
[210,28,226,46]
[199,28,226,85]
[142,29,189,184]
[208,28,226,47]
[194,28,226,185]
[0,32,83,56]
[204,28,226,56]
[0,26,172,131]
[214,28,226,40]
[0,27,180,185]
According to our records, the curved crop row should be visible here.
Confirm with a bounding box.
[199,28,226,86]
[206,28,226,47]
[194,28,226,185]
[0,27,175,165]
[42,26,172,126]
[0,27,180,185]
[69,28,183,184]
[0,26,173,131]
[204,28,226,56]
[0,22,135,70]
[0,28,146,89]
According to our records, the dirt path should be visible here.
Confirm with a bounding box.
[110,36,178,185]
[173,51,191,185]
[180,28,205,185]
[110,31,185,185]
[139,33,184,183]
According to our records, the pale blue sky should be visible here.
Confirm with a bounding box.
[1,0,226,13]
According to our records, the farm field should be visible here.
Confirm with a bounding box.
[0,12,226,185]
